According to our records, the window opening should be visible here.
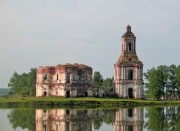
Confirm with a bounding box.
[43,74,47,80]
[128,43,132,51]
[66,74,70,83]
[128,69,133,80]
[57,74,58,80]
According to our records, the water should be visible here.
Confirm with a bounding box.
[0,106,180,131]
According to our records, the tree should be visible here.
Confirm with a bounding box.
[144,65,168,99]
[8,72,20,95]
[27,68,36,96]
[157,65,168,99]
[166,64,180,99]
[144,67,161,99]
[144,65,180,99]
[175,65,180,98]
[8,68,36,96]
[102,77,113,94]
[92,71,103,86]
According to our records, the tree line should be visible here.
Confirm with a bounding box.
[8,68,36,96]
[7,65,180,99]
[92,71,114,96]
[144,65,180,99]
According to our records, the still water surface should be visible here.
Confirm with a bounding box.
[0,106,180,131]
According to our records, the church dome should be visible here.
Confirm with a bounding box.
[122,25,136,38]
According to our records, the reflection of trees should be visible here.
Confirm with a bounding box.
[145,106,180,131]
[92,109,115,130]
[8,108,36,131]
[145,107,166,131]
[92,109,103,130]
[93,119,103,130]
[8,108,115,131]
[165,107,180,131]
[7,107,180,131]
[102,110,115,125]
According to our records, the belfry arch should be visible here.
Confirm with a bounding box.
[128,42,132,51]
[127,69,133,80]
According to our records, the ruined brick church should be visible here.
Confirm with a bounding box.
[36,63,104,97]
[114,25,144,98]
[36,63,93,97]
[36,25,144,98]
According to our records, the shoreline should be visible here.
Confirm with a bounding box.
[0,97,180,108]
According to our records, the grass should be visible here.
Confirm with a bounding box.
[0,97,180,108]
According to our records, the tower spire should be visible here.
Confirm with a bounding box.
[126,25,131,32]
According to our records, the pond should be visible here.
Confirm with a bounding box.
[0,106,180,131]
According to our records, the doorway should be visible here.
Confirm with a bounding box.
[127,126,133,131]
[128,88,133,98]
[43,91,47,96]
[66,91,70,98]
[85,91,88,97]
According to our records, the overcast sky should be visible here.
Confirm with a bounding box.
[0,0,180,88]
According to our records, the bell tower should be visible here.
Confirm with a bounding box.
[114,25,144,98]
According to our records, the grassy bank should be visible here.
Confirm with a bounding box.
[0,97,180,108]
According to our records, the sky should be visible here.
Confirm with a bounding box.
[0,0,180,88]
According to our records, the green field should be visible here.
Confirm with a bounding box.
[0,97,180,108]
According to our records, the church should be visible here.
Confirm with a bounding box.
[36,63,93,97]
[114,25,144,98]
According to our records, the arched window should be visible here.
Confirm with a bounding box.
[43,74,47,80]
[128,43,132,51]
[66,74,70,83]
[57,74,58,80]
[128,69,133,80]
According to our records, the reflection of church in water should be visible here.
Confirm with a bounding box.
[36,109,104,131]
[114,108,144,131]
[36,108,144,131]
